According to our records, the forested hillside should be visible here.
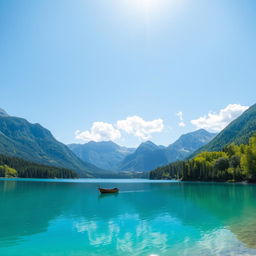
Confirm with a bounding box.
[150,134,256,182]
[0,154,78,178]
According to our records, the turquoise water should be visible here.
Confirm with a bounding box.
[0,179,256,256]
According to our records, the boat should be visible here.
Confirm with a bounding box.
[98,187,119,194]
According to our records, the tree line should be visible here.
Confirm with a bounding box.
[0,154,78,179]
[150,134,256,182]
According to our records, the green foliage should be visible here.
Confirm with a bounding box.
[240,136,256,180]
[0,154,78,179]
[229,155,240,168]
[0,165,17,177]
[214,157,229,171]
[150,134,256,182]
[194,151,227,163]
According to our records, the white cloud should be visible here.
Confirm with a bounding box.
[191,104,249,132]
[116,115,164,140]
[75,122,121,142]
[176,111,186,127]
[176,111,183,120]
[179,122,186,127]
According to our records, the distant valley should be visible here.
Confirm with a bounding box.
[69,129,216,172]
[69,141,135,170]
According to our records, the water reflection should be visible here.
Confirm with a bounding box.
[0,180,256,255]
[98,192,119,200]
[0,181,74,246]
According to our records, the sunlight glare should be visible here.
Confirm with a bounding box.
[118,0,183,22]
[124,0,166,17]
[137,0,158,13]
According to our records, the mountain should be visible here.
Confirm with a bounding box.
[166,129,217,162]
[68,141,135,170]
[117,141,167,172]
[190,104,256,157]
[0,108,9,117]
[0,109,104,177]
[117,129,216,172]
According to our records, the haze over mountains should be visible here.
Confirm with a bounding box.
[69,141,135,170]
[69,129,216,172]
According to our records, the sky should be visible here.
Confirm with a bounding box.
[0,0,256,147]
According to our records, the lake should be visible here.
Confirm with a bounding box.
[0,179,256,256]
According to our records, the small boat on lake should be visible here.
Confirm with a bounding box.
[98,187,119,194]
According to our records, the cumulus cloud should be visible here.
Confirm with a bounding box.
[179,122,186,127]
[116,115,164,140]
[191,104,249,132]
[75,122,121,142]
[176,111,186,127]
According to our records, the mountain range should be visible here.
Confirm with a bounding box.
[69,141,135,170]
[2,103,255,178]
[69,129,216,172]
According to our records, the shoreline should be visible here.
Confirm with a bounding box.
[0,177,256,185]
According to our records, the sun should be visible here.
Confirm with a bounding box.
[116,0,183,23]
[124,0,164,16]
[137,0,159,12]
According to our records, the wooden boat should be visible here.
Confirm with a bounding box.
[98,187,119,194]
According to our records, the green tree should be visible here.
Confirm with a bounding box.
[0,165,17,177]
[240,136,256,181]
[214,157,229,171]
[229,155,240,168]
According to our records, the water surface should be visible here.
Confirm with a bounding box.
[0,179,256,256]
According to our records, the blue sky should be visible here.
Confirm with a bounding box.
[0,0,255,147]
